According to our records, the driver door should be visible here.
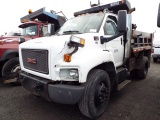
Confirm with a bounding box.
[103,16,124,67]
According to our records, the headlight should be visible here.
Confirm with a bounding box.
[59,69,79,81]
[70,36,85,47]
[69,69,79,78]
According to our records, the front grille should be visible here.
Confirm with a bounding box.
[21,49,49,74]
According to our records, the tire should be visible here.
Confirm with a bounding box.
[78,69,111,119]
[2,57,20,83]
[137,57,148,79]
[153,58,158,62]
[130,69,137,79]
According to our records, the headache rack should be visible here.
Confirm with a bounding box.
[74,0,131,16]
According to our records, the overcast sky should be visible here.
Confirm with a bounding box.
[1,0,160,39]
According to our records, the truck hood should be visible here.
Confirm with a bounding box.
[0,36,32,44]
[21,35,76,45]
[20,33,101,57]
[20,35,72,54]
[20,33,100,47]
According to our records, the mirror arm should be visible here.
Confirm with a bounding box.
[100,32,124,44]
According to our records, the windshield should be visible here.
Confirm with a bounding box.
[22,25,38,36]
[57,13,105,35]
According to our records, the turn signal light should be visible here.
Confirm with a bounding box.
[80,39,85,45]
[0,40,4,45]
[64,54,72,62]
[22,19,29,23]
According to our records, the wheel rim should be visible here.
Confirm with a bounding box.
[11,64,20,73]
[95,81,109,108]
[11,64,21,78]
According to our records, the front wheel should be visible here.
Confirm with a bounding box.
[78,69,111,119]
[2,57,20,83]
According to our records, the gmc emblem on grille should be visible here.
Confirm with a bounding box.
[27,58,37,64]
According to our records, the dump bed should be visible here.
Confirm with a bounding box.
[20,7,66,27]
[131,30,153,53]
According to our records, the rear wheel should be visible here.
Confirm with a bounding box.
[137,57,148,79]
[153,57,158,62]
[130,57,148,80]
[78,69,110,119]
[2,57,20,83]
[130,69,137,79]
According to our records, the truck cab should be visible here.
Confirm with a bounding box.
[19,21,48,38]
[19,0,153,119]
[0,7,66,84]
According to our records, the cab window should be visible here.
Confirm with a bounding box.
[104,16,117,35]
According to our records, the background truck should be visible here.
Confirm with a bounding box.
[154,3,160,62]
[2,31,21,37]
[19,0,153,119]
[152,40,160,62]
[157,3,160,27]
[0,7,66,84]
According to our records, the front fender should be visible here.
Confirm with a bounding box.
[0,50,18,61]
[56,50,115,83]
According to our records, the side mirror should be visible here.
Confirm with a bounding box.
[19,38,25,44]
[157,3,160,27]
[118,10,127,32]
[48,24,55,35]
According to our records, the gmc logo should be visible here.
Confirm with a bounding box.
[27,58,37,64]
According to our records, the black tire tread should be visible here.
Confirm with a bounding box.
[2,57,19,76]
[130,69,137,79]
[79,69,110,119]
[78,70,98,118]
[137,57,148,79]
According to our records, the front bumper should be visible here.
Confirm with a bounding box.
[19,72,84,104]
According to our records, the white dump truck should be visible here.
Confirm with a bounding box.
[18,0,153,119]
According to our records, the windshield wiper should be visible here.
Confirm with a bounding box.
[63,30,82,34]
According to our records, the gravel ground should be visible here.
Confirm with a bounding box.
[0,60,160,120]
